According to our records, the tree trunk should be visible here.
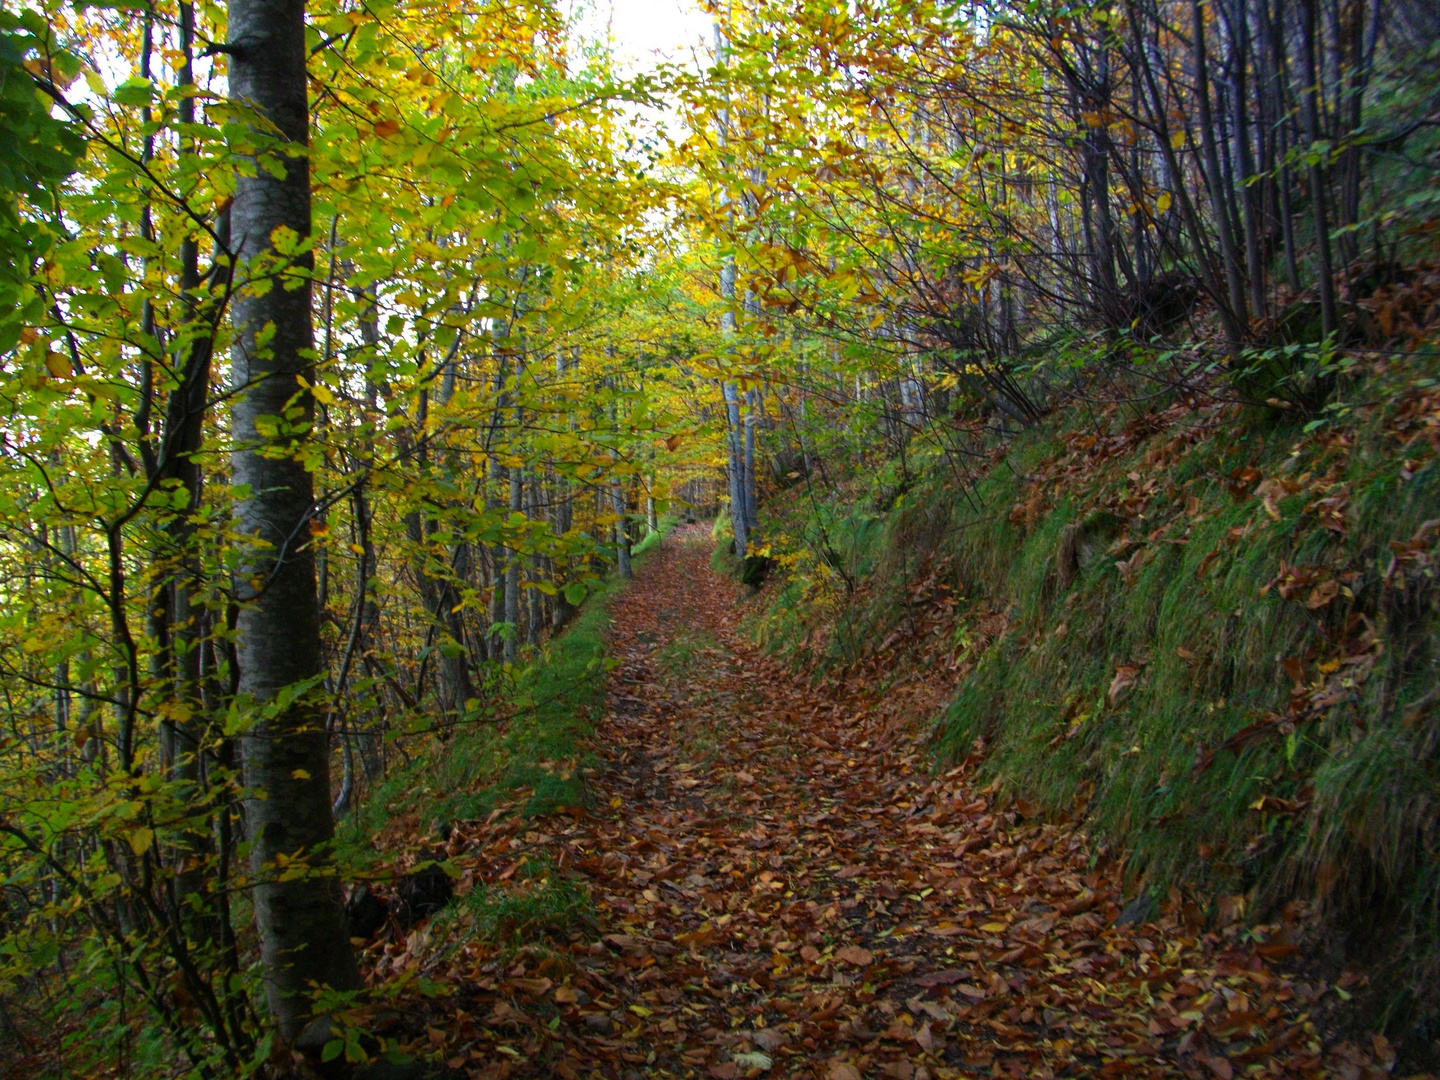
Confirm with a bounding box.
[743,387,759,541]
[612,477,631,578]
[227,0,359,1038]
[1299,0,1339,336]
[722,380,748,559]
[1226,0,1267,318]
[504,440,521,663]
[1193,0,1251,336]
[525,469,543,642]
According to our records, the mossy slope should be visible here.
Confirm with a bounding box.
[753,376,1440,1040]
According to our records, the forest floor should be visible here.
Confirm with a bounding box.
[400,526,1394,1080]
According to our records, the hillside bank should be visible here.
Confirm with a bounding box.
[738,360,1440,1066]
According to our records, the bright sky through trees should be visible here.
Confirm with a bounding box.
[569,0,711,73]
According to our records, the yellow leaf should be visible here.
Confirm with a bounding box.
[292,768,311,780]
[1156,192,1172,214]
[129,827,154,856]
[44,352,72,378]
[628,1005,652,1018]
[980,921,1009,933]
[310,382,336,405]
[1171,129,1186,150]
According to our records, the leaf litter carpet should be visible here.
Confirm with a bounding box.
[408,528,1394,1080]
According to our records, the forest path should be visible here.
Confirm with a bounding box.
[456,526,1382,1080]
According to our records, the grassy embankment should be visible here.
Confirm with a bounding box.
[335,523,670,946]
[743,362,1440,1042]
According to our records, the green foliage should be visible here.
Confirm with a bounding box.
[342,519,674,850]
[0,7,82,344]
[341,578,620,853]
[448,859,591,950]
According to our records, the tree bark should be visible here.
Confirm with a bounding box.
[1193,0,1251,335]
[226,0,358,1037]
[1298,0,1339,336]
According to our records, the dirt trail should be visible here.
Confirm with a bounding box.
[449,528,1387,1080]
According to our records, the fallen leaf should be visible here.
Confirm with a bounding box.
[834,945,874,966]
[753,1028,786,1052]
[916,1001,951,1022]
[912,970,967,987]
[1107,664,1141,705]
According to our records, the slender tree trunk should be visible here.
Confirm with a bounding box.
[721,380,747,559]
[1227,0,1267,317]
[525,470,543,642]
[550,351,576,628]
[227,0,359,1037]
[612,477,631,578]
[714,17,749,563]
[1299,0,1339,336]
[1127,0,1247,350]
[504,426,521,663]
[1194,0,1251,335]
[743,387,759,540]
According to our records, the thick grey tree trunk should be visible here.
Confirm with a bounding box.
[227,0,359,1038]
